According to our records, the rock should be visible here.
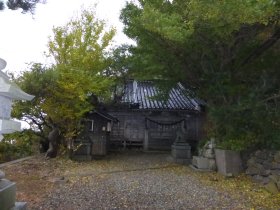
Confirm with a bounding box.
[274,151,280,163]
[203,142,210,149]
[0,170,5,179]
[11,202,27,210]
[262,177,270,185]
[224,173,234,178]
[264,170,271,177]
[203,141,216,150]
[246,163,266,176]
[277,181,280,191]
[256,158,265,164]
[256,163,266,175]
[263,161,273,170]
[247,157,257,167]
[252,175,270,184]
[255,150,262,157]
[269,174,279,183]
[203,149,215,159]
[192,156,209,169]
[198,149,203,156]
[208,159,217,171]
[245,150,280,192]
[267,154,274,162]
[271,169,280,176]
[255,150,268,160]
[246,167,258,175]
[264,181,279,194]
[49,176,69,185]
[271,162,280,170]
[252,175,264,183]
[207,141,215,149]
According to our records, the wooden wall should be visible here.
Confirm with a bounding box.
[108,110,205,151]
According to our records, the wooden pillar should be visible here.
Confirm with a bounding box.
[181,120,186,133]
[144,129,149,151]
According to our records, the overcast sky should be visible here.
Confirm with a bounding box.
[0,0,132,75]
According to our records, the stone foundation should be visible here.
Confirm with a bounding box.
[192,156,211,170]
[192,140,216,171]
[246,150,280,194]
[171,143,192,164]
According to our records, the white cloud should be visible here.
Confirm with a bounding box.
[0,0,132,75]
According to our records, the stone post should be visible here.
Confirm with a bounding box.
[0,170,16,210]
[0,169,28,210]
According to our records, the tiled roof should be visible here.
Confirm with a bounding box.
[122,80,204,111]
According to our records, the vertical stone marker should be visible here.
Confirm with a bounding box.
[0,57,34,210]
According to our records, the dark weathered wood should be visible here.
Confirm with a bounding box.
[74,108,205,156]
[108,110,205,151]
[91,135,107,156]
[73,112,112,157]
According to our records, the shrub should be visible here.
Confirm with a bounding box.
[0,130,39,163]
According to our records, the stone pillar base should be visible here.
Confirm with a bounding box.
[171,143,191,164]
[0,179,16,210]
[0,170,28,210]
[192,156,210,169]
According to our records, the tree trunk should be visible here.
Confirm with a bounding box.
[67,139,74,159]
[45,127,60,158]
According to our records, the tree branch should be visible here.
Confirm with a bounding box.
[262,94,280,103]
[241,27,280,66]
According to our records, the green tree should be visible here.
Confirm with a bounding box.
[12,63,58,151]
[0,130,39,162]
[46,8,116,141]
[0,0,45,13]
[121,0,280,150]
[13,8,118,157]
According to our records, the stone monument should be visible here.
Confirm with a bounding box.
[192,138,217,171]
[171,130,192,164]
[0,57,34,210]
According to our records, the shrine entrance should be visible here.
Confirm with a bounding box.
[144,118,186,150]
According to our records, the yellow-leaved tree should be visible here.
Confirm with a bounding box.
[42,8,116,156]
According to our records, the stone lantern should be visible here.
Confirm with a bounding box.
[0,57,34,210]
[0,58,34,140]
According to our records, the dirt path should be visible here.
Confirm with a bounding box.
[2,152,280,209]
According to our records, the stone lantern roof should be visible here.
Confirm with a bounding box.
[0,71,34,100]
[0,58,33,100]
[0,58,34,138]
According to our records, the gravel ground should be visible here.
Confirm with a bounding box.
[31,152,253,210]
[3,151,278,210]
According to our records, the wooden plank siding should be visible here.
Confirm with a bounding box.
[73,80,206,157]
[108,110,205,151]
